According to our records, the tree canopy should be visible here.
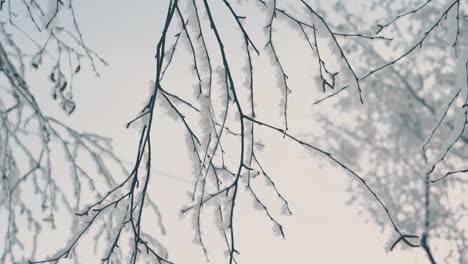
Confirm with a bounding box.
[0,0,467,263]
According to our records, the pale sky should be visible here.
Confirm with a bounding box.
[4,0,434,263]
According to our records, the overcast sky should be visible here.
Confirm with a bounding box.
[16,0,433,263]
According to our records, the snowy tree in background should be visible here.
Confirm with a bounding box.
[313,1,468,263]
[0,0,467,264]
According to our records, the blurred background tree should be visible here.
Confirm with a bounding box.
[314,1,468,263]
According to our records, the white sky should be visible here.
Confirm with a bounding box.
[7,0,434,263]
